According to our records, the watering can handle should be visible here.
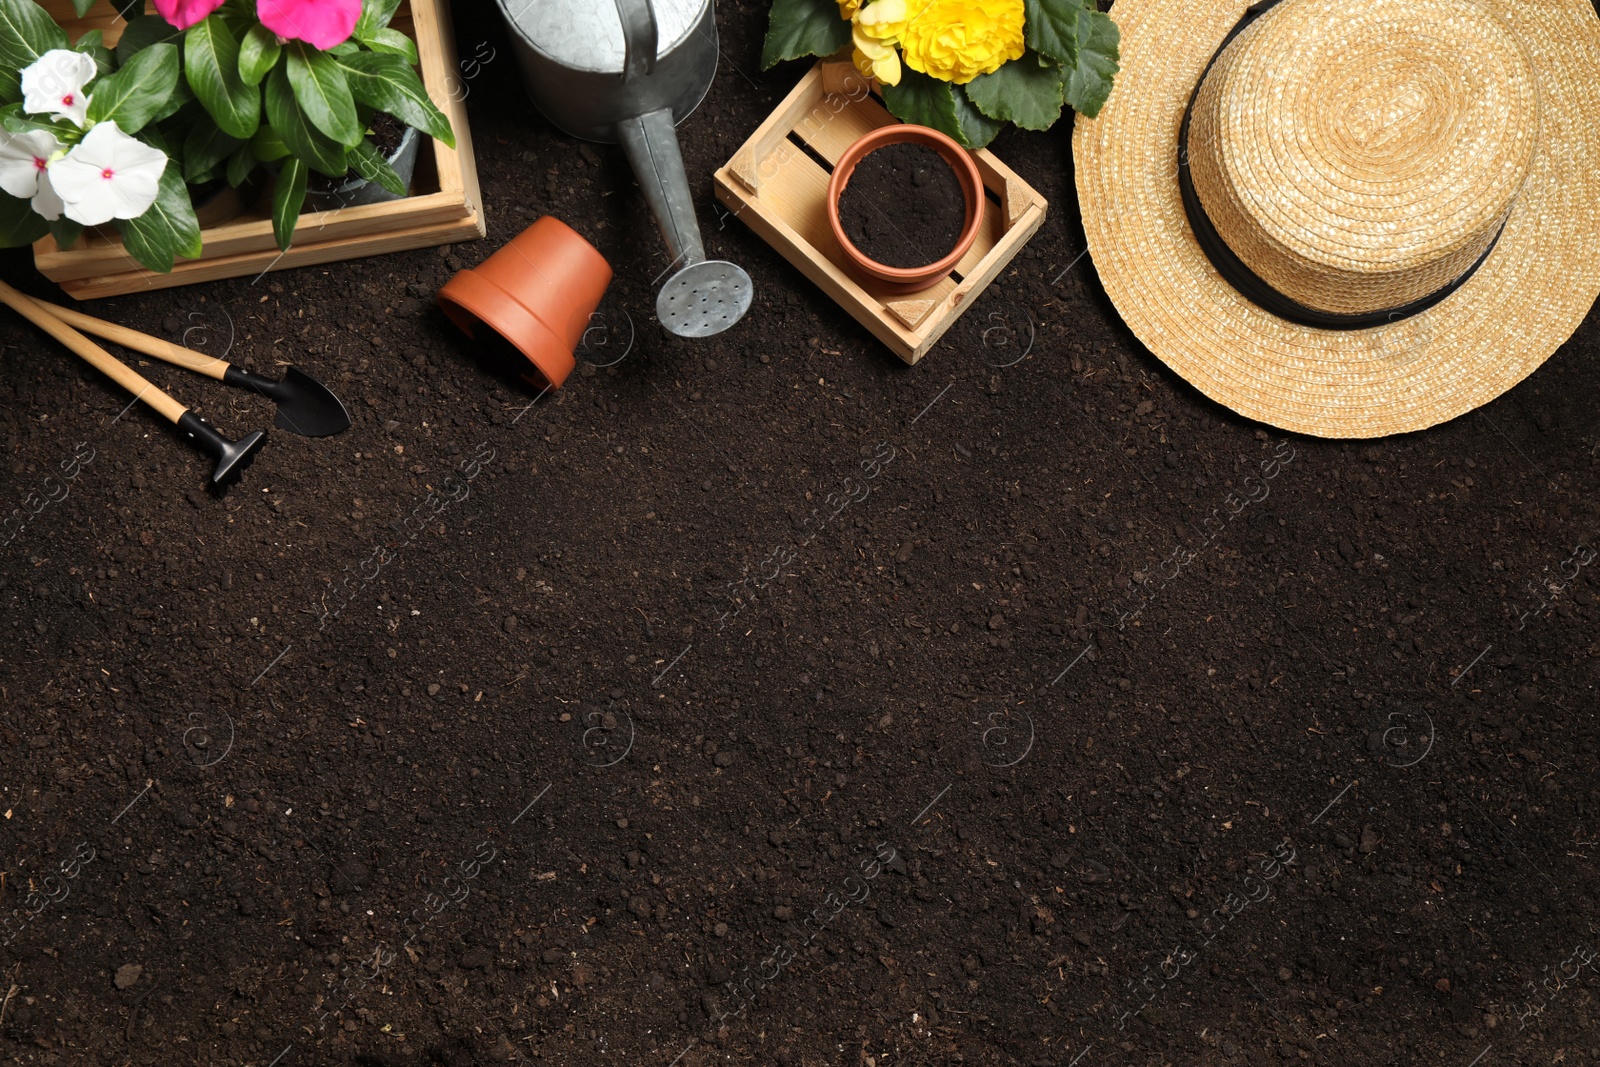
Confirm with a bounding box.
[613,0,659,81]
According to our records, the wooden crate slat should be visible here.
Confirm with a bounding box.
[791,92,889,164]
[35,193,476,281]
[56,214,488,301]
[715,63,1048,363]
[33,0,485,298]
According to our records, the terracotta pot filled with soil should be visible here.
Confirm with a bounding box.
[828,124,984,294]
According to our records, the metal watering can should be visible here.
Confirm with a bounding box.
[494,0,752,338]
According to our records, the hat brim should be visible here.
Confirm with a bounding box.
[1073,0,1600,438]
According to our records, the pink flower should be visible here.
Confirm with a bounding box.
[257,0,363,50]
[151,0,225,30]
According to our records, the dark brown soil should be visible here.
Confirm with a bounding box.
[838,142,965,267]
[1,3,1599,1067]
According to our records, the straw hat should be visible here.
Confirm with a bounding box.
[1073,0,1600,437]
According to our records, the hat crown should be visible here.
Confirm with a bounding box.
[1187,0,1539,315]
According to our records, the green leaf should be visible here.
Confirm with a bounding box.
[0,189,48,246]
[347,137,405,196]
[760,0,849,69]
[140,121,172,154]
[87,41,179,132]
[327,41,359,57]
[337,52,453,148]
[0,0,71,102]
[114,161,201,272]
[964,52,1064,131]
[287,42,360,146]
[114,13,179,66]
[149,73,192,124]
[224,140,255,185]
[238,24,281,87]
[48,214,81,248]
[357,26,417,63]
[881,69,980,147]
[354,0,403,37]
[264,62,348,176]
[1063,6,1119,117]
[951,83,1004,148]
[185,14,259,138]
[249,123,289,162]
[70,0,94,14]
[0,101,67,136]
[0,0,69,65]
[271,154,307,251]
[71,30,114,78]
[182,122,243,184]
[1022,0,1081,68]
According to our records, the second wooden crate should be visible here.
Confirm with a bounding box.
[713,63,1048,364]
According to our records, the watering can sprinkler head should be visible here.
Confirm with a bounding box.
[657,259,752,338]
[619,108,753,338]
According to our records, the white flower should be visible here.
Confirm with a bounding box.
[49,122,167,227]
[0,129,64,199]
[31,175,64,222]
[21,49,96,128]
[0,129,66,222]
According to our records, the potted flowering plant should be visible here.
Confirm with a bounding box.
[761,0,1119,147]
[0,0,455,273]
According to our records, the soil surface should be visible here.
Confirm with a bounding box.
[1,3,1599,1067]
[839,143,966,268]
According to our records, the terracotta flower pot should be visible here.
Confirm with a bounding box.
[437,217,612,389]
[827,124,985,295]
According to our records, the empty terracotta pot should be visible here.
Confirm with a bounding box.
[827,124,985,295]
[438,217,612,389]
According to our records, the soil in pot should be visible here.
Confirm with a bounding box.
[837,142,965,268]
[306,111,409,197]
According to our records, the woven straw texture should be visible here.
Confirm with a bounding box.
[1074,0,1600,438]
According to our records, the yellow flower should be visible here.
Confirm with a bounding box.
[856,0,907,39]
[851,0,907,85]
[837,0,860,19]
[899,0,1024,84]
[853,27,902,85]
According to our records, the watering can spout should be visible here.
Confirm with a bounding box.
[617,109,704,275]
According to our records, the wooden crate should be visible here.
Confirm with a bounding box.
[32,0,484,299]
[713,62,1047,364]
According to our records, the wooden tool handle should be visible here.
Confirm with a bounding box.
[25,296,231,380]
[0,280,188,425]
